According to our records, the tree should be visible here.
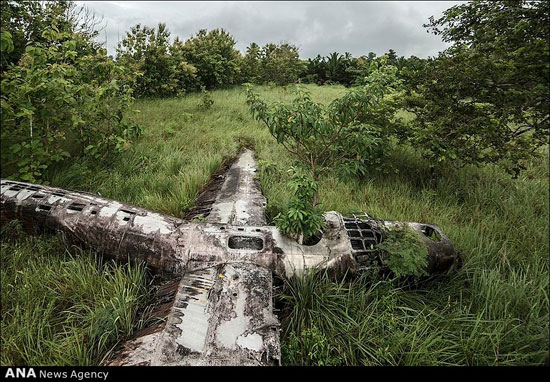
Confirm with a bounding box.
[116,23,197,97]
[180,28,241,89]
[1,1,103,73]
[246,59,403,206]
[405,0,549,176]
[301,52,355,86]
[386,49,398,65]
[323,52,354,85]
[170,37,199,92]
[240,42,262,84]
[261,43,303,85]
[1,2,138,182]
[302,54,327,84]
[398,55,427,89]
[345,55,371,85]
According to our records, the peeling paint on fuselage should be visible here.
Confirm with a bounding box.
[133,212,175,235]
[98,201,123,218]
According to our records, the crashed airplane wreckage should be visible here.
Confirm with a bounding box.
[1,149,461,366]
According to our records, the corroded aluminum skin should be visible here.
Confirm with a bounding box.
[0,178,189,273]
[0,149,461,366]
[0,179,458,278]
[0,182,348,277]
[0,180,359,279]
[149,149,281,366]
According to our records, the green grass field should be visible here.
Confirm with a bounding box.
[1,84,548,365]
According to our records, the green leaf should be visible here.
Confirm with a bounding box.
[0,31,14,53]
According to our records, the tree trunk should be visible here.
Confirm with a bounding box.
[312,166,319,207]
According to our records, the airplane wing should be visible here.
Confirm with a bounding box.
[105,149,281,365]
[105,263,280,366]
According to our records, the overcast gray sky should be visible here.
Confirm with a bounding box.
[77,1,464,59]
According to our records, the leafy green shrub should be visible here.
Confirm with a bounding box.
[1,22,138,182]
[245,60,403,189]
[377,226,429,278]
[197,86,214,110]
[274,168,325,242]
[282,326,344,366]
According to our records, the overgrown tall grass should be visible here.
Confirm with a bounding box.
[47,85,348,218]
[0,224,151,365]
[2,84,548,365]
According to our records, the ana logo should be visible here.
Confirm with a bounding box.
[4,368,36,378]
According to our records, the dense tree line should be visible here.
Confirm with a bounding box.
[299,49,426,88]
[114,20,431,93]
[1,0,547,187]
[115,24,309,94]
[114,22,431,94]
[0,1,434,99]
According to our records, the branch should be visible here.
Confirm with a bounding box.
[510,115,548,139]
[316,103,351,166]
[511,126,536,138]
[262,119,309,164]
[319,128,358,169]
[323,148,353,171]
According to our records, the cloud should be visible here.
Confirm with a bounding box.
[77,1,463,58]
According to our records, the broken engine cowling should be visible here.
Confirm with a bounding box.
[0,179,461,279]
